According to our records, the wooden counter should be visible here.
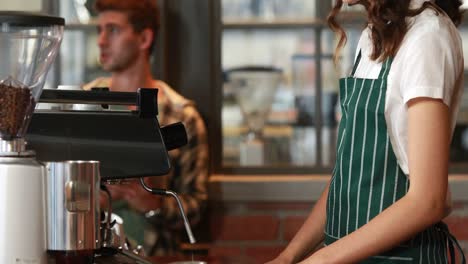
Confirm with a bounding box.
[94,253,255,264]
[148,255,255,263]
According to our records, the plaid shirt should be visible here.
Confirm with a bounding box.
[155,81,209,221]
[84,78,209,254]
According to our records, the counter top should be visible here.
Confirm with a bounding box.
[95,255,254,264]
[209,174,468,202]
[148,255,255,263]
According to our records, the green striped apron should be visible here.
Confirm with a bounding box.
[324,52,466,263]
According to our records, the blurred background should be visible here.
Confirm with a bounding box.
[1,0,468,262]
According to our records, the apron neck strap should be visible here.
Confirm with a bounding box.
[378,56,394,79]
[350,50,362,77]
[350,50,394,79]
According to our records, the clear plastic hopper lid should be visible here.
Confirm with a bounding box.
[0,11,64,140]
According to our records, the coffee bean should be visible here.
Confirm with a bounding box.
[0,82,35,139]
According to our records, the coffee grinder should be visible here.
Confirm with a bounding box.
[0,11,64,264]
[226,66,282,166]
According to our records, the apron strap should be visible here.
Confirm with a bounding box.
[350,50,394,80]
[350,50,362,77]
[378,56,393,79]
[436,222,466,264]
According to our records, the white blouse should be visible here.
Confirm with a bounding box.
[351,0,464,176]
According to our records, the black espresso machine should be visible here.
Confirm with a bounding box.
[26,88,196,264]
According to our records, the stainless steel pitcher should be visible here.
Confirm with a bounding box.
[45,160,100,252]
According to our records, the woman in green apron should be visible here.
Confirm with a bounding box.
[266,0,466,263]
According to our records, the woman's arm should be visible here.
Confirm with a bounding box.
[302,98,450,264]
[266,180,330,264]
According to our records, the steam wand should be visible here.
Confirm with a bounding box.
[139,177,196,244]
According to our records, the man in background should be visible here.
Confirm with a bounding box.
[84,0,209,256]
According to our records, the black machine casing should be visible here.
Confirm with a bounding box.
[26,88,187,180]
[27,111,171,180]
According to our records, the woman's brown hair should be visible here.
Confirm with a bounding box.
[328,0,463,62]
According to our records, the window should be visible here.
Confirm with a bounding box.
[220,0,338,173]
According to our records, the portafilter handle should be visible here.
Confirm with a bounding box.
[139,178,196,244]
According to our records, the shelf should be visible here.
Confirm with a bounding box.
[64,20,98,31]
[222,18,325,29]
[221,11,368,30]
[335,10,468,26]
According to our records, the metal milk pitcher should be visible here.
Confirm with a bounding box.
[45,161,100,255]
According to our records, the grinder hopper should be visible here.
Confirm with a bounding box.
[0,11,64,141]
